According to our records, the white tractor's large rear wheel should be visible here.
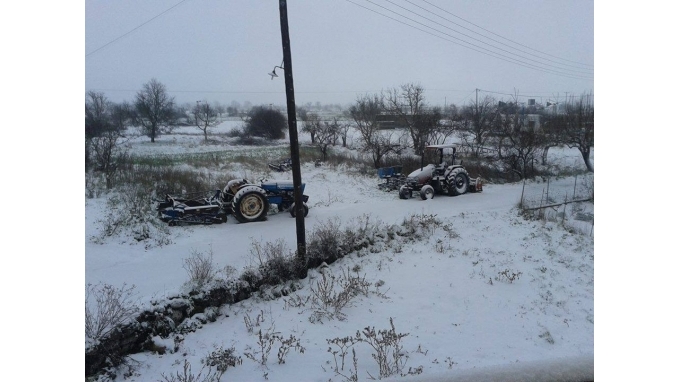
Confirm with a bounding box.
[232,186,269,223]
[447,168,470,196]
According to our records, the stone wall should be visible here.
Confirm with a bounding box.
[85,280,255,377]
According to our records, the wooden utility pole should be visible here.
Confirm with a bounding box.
[278,0,307,278]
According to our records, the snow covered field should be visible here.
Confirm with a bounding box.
[85,121,595,381]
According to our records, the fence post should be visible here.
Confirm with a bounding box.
[520,178,526,209]
[591,217,594,237]
[573,174,578,200]
[546,176,550,204]
[562,192,568,226]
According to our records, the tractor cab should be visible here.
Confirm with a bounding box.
[423,144,458,176]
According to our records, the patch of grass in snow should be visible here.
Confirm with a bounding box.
[93,184,172,248]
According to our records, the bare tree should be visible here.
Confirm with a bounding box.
[191,101,220,142]
[432,104,461,145]
[298,108,320,144]
[109,102,132,133]
[213,102,226,118]
[537,111,563,165]
[132,78,176,142]
[560,93,594,172]
[86,92,129,172]
[496,113,541,180]
[386,83,441,155]
[462,95,498,155]
[315,118,340,161]
[85,91,113,139]
[336,114,352,148]
[349,94,404,168]
[227,100,241,117]
[90,129,129,190]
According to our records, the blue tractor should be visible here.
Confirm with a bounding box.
[157,178,309,225]
[222,179,310,223]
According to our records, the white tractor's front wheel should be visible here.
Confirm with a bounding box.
[399,185,412,199]
[420,185,435,200]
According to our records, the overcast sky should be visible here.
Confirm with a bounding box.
[85,0,594,108]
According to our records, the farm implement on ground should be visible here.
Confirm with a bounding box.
[156,190,226,226]
[268,158,292,172]
[377,165,404,191]
[156,179,309,225]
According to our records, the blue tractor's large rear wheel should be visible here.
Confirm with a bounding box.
[232,186,269,223]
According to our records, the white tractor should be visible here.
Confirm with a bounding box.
[398,144,483,200]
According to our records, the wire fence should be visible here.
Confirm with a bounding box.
[520,173,594,236]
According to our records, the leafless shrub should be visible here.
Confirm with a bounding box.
[362,317,410,379]
[539,330,555,344]
[276,333,305,364]
[326,318,410,380]
[306,219,344,267]
[159,359,223,382]
[203,347,242,373]
[244,327,276,366]
[243,309,266,334]
[442,224,460,239]
[183,249,217,289]
[327,334,362,381]
[249,239,298,286]
[309,268,372,324]
[401,213,441,237]
[342,214,384,251]
[495,269,522,283]
[244,325,305,367]
[221,265,238,279]
[85,283,139,343]
[249,238,289,267]
[283,294,311,311]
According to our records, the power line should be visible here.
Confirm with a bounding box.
[360,0,593,79]
[86,0,191,58]
[419,0,593,69]
[384,0,592,75]
[402,0,593,72]
[476,88,589,99]
[345,0,592,80]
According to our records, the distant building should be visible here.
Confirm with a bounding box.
[376,113,408,129]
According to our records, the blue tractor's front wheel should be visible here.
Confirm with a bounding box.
[289,202,309,218]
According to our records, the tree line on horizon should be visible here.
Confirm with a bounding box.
[86,79,593,190]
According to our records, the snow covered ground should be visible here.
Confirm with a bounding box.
[85,123,595,381]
